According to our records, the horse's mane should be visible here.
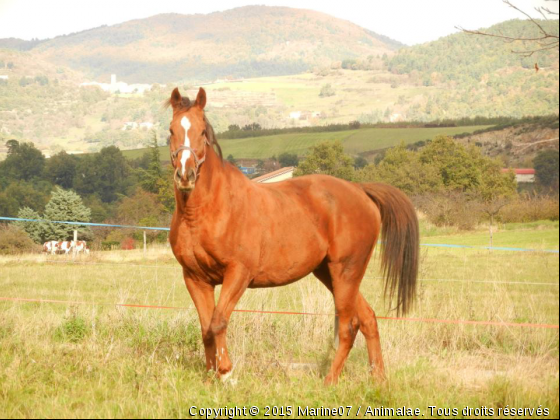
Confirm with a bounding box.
[164,96,223,162]
[203,116,223,162]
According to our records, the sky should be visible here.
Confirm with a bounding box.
[0,0,557,45]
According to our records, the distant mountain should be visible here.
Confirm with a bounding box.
[19,6,403,83]
[0,38,44,51]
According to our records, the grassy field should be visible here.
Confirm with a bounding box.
[0,221,558,418]
[123,125,491,162]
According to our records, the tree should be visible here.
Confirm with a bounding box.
[42,187,92,241]
[45,151,78,189]
[242,123,262,131]
[116,189,167,243]
[278,152,299,167]
[139,133,163,194]
[476,162,517,246]
[294,141,355,181]
[534,150,559,190]
[420,136,484,192]
[358,145,443,195]
[354,156,368,169]
[319,84,335,97]
[116,189,165,225]
[3,181,50,213]
[0,141,45,182]
[156,164,176,214]
[14,207,45,243]
[74,146,130,202]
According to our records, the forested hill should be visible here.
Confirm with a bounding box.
[388,19,559,82]
[384,19,559,120]
[19,6,402,83]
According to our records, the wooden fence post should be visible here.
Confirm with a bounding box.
[143,231,147,256]
[73,229,78,259]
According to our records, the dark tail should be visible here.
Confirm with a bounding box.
[360,183,419,315]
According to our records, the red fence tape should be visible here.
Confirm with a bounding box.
[1,296,558,329]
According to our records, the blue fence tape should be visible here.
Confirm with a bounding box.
[1,216,558,254]
[0,216,170,232]
[421,242,559,254]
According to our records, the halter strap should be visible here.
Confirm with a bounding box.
[171,136,211,183]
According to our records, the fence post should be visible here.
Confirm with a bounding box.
[73,229,78,259]
[143,231,147,256]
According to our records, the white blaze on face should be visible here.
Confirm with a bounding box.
[180,116,192,176]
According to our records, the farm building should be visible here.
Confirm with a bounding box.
[502,168,536,183]
[252,167,295,183]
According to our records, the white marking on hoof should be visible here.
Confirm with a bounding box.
[220,370,237,386]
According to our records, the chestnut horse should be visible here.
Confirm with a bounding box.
[167,87,419,385]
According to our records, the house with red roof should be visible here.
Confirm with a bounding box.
[502,168,536,183]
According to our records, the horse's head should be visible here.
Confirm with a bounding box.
[168,87,210,193]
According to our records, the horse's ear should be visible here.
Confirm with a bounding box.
[169,87,182,110]
[195,87,206,110]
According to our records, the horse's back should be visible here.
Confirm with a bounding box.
[249,174,382,285]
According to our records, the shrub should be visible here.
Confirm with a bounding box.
[54,314,90,343]
[417,193,482,230]
[0,225,40,255]
[499,196,559,223]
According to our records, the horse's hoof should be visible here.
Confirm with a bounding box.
[219,370,238,386]
[324,375,338,386]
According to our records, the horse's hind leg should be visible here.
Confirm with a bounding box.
[322,262,362,385]
[356,293,385,379]
[315,261,385,383]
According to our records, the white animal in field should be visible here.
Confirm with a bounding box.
[72,240,90,254]
[42,241,59,255]
[57,241,73,254]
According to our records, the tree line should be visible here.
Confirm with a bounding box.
[0,134,173,249]
[294,137,559,230]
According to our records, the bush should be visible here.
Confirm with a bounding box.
[0,225,41,254]
[416,193,482,230]
[499,196,559,223]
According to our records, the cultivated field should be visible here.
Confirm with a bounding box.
[0,221,558,418]
[123,125,492,162]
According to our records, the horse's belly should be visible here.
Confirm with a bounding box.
[251,231,327,287]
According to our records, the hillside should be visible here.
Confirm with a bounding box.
[122,125,492,162]
[386,19,559,119]
[0,17,558,157]
[28,6,402,83]
[455,117,559,167]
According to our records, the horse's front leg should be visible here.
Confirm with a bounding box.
[211,263,251,381]
[183,274,216,372]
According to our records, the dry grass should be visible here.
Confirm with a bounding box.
[0,224,558,418]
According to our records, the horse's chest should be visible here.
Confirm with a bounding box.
[171,225,222,280]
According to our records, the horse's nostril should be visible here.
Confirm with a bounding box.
[187,167,196,182]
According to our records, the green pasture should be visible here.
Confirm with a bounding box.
[0,221,558,418]
[123,125,491,161]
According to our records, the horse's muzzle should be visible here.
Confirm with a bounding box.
[175,167,196,192]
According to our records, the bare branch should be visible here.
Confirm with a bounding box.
[458,0,559,57]
[535,7,549,20]
[541,7,559,15]
[511,41,559,56]
[503,0,547,37]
